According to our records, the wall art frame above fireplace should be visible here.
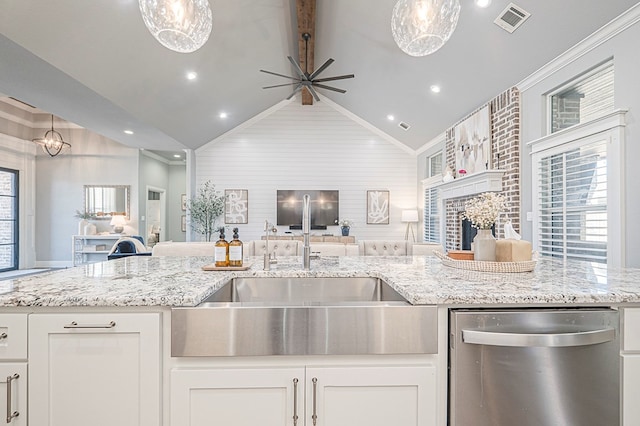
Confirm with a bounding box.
[454,105,491,177]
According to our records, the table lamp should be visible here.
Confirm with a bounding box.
[110,214,127,234]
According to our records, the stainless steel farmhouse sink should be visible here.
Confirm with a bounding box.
[171,277,437,357]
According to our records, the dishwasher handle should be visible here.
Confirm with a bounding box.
[461,327,615,348]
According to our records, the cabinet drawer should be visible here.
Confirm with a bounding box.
[0,314,28,360]
[623,308,640,350]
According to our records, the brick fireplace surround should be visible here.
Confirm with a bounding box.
[442,87,521,251]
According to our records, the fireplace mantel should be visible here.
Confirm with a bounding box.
[423,170,506,200]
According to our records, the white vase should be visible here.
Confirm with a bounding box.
[78,219,88,235]
[84,223,97,236]
[473,229,496,261]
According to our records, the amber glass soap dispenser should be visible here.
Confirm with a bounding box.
[214,227,229,267]
[229,227,243,267]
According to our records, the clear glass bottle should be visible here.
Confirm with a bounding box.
[214,227,229,267]
[228,227,243,267]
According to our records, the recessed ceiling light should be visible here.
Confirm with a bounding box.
[430,85,441,93]
[173,154,181,158]
[387,114,395,121]
[186,71,198,80]
[219,112,228,119]
[124,130,134,135]
[475,0,491,7]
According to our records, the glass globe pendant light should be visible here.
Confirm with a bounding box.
[138,0,213,53]
[391,0,461,57]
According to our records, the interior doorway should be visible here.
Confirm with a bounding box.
[146,186,166,247]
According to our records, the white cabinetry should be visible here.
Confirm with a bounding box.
[622,308,640,425]
[0,314,27,426]
[28,313,161,426]
[171,364,436,426]
[72,235,122,266]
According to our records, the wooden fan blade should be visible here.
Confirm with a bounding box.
[313,83,346,94]
[287,56,307,79]
[308,58,335,81]
[260,69,299,81]
[263,82,301,89]
[312,74,355,83]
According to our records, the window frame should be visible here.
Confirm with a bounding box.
[530,110,626,267]
[545,59,614,135]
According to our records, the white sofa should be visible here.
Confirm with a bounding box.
[150,240,443,258]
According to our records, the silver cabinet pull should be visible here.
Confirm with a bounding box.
[0,333,7,340]
[462,327,616,348]
[292,378,299,426]
[311,377,318,426]
[63,321,116,329]
[6,373,19,423]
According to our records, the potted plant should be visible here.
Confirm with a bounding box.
[186,181,225,242]
[338,219,354,236]
[461,192,507,261]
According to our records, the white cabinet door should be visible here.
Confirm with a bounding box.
[623,354,640,425]
[171,368,304,426]
[0,363,27,426]
[28,313,161,426]
[306,365,437,426]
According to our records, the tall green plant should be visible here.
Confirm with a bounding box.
[187,181,225,242]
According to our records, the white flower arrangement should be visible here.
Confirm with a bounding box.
[338,219,354,227]
[461,192,507,230]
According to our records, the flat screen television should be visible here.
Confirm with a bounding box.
[277,190,339,230]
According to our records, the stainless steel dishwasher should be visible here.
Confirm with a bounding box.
[449,308,619,426]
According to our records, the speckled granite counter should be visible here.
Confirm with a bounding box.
[1,255,639,307]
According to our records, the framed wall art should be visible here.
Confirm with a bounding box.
[181,194,187,211]
[366,190,389,224]
[181,215,186,232]
[454,105,491,177]
[225,189,248,224]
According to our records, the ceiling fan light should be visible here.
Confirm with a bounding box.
[139,0,213,53]
[391,0,461,57]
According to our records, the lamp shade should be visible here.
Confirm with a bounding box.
[401,210,419,223]
[391,0,461,57]
[139,0,213,53]
[110,215,127,233]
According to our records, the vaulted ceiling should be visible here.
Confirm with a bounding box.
[0,0,637,153]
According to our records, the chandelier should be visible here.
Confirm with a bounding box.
[32,115,71,157]
[138,0,213,53]
[391,0,461,57]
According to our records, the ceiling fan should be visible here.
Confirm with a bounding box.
[260,33,355,102]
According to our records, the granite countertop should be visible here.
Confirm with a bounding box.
[1,255,640,307]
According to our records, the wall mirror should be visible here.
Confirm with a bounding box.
[84,185,130,219]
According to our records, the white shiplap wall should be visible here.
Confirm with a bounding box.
[195,98,418,242]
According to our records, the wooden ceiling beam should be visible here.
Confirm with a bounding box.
[296,0,316,105]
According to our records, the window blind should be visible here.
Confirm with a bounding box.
[538,140,607,263]
[424,187,440,243]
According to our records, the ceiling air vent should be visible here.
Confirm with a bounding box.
[494,3,530,33]
[398,121,411,131]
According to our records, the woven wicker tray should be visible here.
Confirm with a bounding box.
[434,251,536,273]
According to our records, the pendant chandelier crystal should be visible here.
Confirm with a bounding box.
[32,115,71,157]
[391,0,461,57]
[138,0,213,53]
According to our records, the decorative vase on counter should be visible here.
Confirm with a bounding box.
[473,229,496,261]
[341,226,350,237]
[84,223,97,236]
